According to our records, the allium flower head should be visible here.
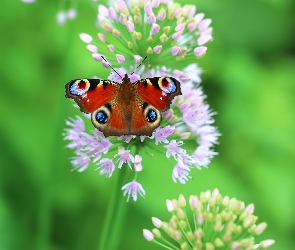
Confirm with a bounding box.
[81,0,213,70]
[63,0,219,201]
[143,189,275,249]
[64,63,220,201]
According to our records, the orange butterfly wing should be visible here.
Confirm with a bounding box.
[135,77,181,111]
[65,79,118,113]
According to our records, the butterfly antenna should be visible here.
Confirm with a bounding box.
[101,56,123,79]
[130,56,147,75]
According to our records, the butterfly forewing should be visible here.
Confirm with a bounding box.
[65,79,119,113]
[135,77,181,111]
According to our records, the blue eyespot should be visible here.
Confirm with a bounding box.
[168,79,176,93]
[96,111,108,124]
[70,80,88,96]
[159,78,177,93]
[146,109,157,123]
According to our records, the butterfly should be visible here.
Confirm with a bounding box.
[65,74,181,137]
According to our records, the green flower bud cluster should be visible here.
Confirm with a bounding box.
[143,189,274,250]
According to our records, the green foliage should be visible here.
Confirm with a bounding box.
[0,0,294,249]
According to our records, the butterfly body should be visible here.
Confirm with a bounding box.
[65,74,181,136]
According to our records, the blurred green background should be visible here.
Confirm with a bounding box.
[1,0,295,249]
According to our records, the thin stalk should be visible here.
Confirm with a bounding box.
[98,166,128,250]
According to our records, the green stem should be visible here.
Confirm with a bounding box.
[98,166,128,250]
[153,239,180,250]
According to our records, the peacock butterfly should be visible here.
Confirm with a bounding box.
[65,73,181,137]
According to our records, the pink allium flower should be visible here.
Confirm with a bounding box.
[95,158,116,178]
[64,63,220,199]
[122,180,146,202]
[79,0,213,68]
[70,153,90,172]
[165,140,184,159]
[61,0,219,201]
[172,161,192,184]
[114,147,134,169]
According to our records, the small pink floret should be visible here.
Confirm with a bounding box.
[92,53,104,61]
[194,46,207,57]
[134,55,143,63]
[151,23,160,34]
[126,21,135,32]
[157,9,166,20]
[122,180,146,202]
[144,3,153,15]
[108,7,117,19]
[197,35,212,46]
[175,23,185,32]
[151,0,160,8]
[133,155,143,172]
[117,0,127,11]
[86,44,98,53]
[171,46,180,56]
[148,14,156,24]
[97,33,106,43]
[143,229,154,241]
[153,45,162,54]
[198,19,212,31]
[116,54,125,64]
[79,33,93,43]
[152,217,163,228]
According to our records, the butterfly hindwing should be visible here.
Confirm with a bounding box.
[135,77,181,111]
[65,79,118,113]
[91,93,161,136]
[91,100,129,136]
[128,101,162,135]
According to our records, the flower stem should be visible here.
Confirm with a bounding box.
[98,166,128,250]
[153,239,179,250]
